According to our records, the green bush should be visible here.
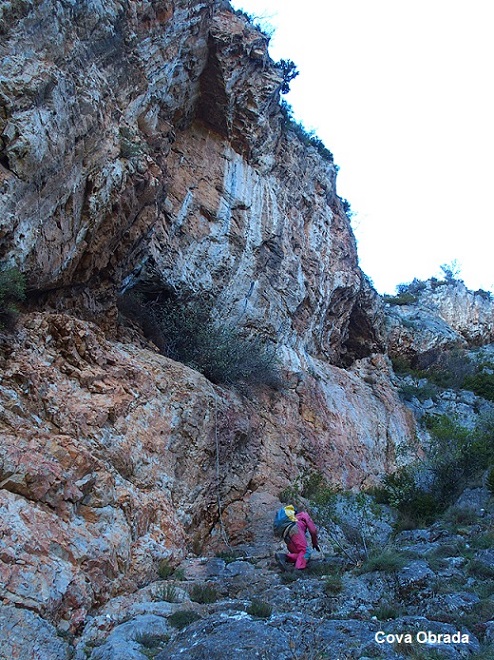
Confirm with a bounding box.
[135,631,170,652]
[463,371,494,402]
[156,583,180,603]
[280,571,297,584]
[119,126,149,159]
[487,466,494,494]
[299,471,339,506]
[118,286,281,389]
[168,610,201,630]
[379,413,494,526]
[383,292,417,306]
[393,347,475,392]
[379,466,443,525]
[323,574,343,595]
[372,603,403,620]
[215,550,241,564]
[280,101,334,163]
[189,583,219,604]
[397,278,428,296]
[391,356,415,375]
[467,559,494,580]
[246,599,272,618]
[0,265,25,329]
[399,382,438,403]
[357,548,408,574]
[443,506,478,527]
[470,530,494,551]
[423,348,474,389]
[277,59,299,94]
[157,559,175,580]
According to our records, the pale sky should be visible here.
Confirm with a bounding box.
[230,0,494,294]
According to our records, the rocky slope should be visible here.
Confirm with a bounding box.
[2,485,492,659]
[1,1,493,657]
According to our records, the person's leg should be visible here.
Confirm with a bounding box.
[286,530,309,569]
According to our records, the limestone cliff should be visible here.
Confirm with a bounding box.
[0,0,417,643]
[386,279,494,365]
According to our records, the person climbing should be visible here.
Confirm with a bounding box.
[273,504,320,570]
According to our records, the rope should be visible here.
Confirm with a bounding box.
[212,388,232,549]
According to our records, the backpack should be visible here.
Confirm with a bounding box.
[273,505,298,540]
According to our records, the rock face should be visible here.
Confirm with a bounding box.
[386,280,494,365]
[1,0,384,366]
[0,311,414,633]
[0,0,421,650]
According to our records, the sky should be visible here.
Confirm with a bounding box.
[229,0,494,294]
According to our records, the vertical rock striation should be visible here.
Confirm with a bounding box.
[0,0,417,638]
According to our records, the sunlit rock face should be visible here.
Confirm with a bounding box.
[0,0,417,637]
[0,312,415,630]
[386,280,494,365]
[0,0,384,366]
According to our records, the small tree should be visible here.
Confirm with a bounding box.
[440,260,461,283]
[277,59,299,94]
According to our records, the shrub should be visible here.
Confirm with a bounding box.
[383,292,417,306]
[467,559,494,580]
[305,562,338,577]
[0,265,25,329]
[474,580,494,599]
[280,101,334,163]
[119,126,149,159]
[157,559,175,580]
[323,574,343,595]
[372,603,403,620]
[168,610,201,630]
[118,286,281,389]
[156,583,180,603]
[280,571,298,584]
[394,278,427,296]
[470,530,494,551]
[391,356,415,375]
[440,260,461,283]
[357,548,408,574]
[189,583,219,604]
[380,412,494,527]
[379,466,443,525]
[135,631,170,652]
[246,599,272,618]
[463,371,494,402]
[423,348,474,389]
[487,466,494,495]
[215,550,241,564]
[475,289,492,301]
[399,382,438,403]
[299,471,339,506]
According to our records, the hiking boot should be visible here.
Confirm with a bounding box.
[275,552,289,571]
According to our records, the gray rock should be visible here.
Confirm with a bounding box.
[0,605,71,660]
[225,560,257,577]
[87,614,170,660]
[333,573,394,618]
[485,620,494,642]
[381,616,480,659]
[156,613,292,659]
[397,561,436,600]
[455,487,492,511]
